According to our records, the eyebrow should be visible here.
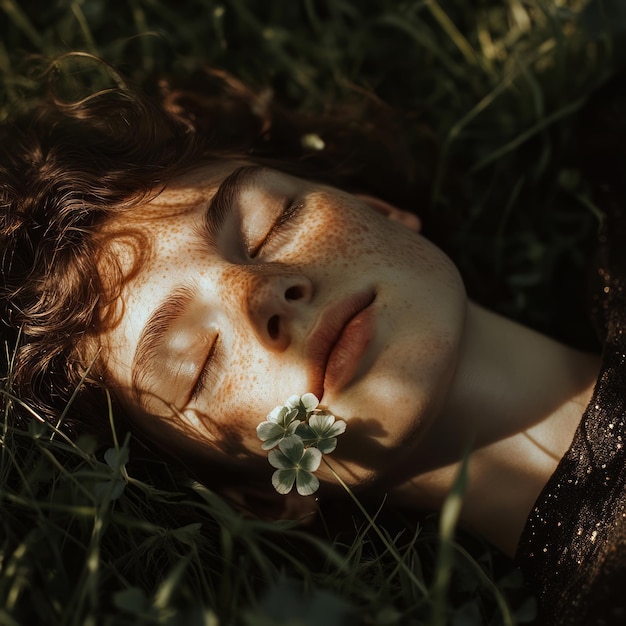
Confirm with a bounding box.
[130,164,264,402]
[198,164,264,244]
[131,285,196,398]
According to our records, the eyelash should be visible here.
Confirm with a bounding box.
[189,337,220,403]
[251,198,304,257]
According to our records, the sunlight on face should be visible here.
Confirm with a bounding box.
[99,161,467,485]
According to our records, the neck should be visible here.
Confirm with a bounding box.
[388,302,600,556]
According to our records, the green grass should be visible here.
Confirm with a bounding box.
[1,1,624,624]
[0,397,531,625]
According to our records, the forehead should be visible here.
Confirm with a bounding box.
[99,159,246,277]
[136,160,246,216]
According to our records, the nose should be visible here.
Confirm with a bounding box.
[244,271,313,351]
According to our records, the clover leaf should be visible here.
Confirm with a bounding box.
[296,411,347,454]
[268,435,322,496]
[256,405,301,450]
[285,392,319,419]
[258,394,346,496]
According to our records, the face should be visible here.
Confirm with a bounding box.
[99,161,466,485]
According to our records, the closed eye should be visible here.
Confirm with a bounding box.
[189,337,220,403]
[251,198,305,257]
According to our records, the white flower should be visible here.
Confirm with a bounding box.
[257,393,346,496]
[296,411,347,454]
[285,393,320,419]
[256,405,300,450]
[268,435,322,496]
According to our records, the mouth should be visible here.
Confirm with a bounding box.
[305,290,377,401]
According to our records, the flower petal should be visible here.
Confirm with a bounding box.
[278,434,305,464]
[317,438,337,454]
[256,421,281,441]
[285,395,301,409]
[272,469,297,494]
[294,423,315,440]
[300,447,322,472]
[308,412,335,434]
[327,419,347,437]
[300,393,319,412]
[266,405,285,423]
[280,407,300,427]
[261,435,284,451]
[268,449,292,469]
[258,421,291,450]
[296,470,319,496]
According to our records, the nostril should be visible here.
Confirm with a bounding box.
[268,315,280,340]
[285,285,303,301]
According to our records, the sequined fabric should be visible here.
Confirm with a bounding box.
[516,332,626,625]
[516,81,626,626]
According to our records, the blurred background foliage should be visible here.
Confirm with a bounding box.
[1,1,626,624]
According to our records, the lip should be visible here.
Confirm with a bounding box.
[305,290,376,400]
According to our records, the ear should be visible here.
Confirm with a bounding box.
[356,194,422,232]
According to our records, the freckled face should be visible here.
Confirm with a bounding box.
[101,162,466,483]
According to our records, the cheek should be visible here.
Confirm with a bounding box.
[280,195,388,269]
[312,208,373,251]
[299,196,446,280]
[184,358,282,459]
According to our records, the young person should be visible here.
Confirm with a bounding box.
[1,61,623,625]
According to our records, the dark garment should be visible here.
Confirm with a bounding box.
[516,299,626,625]
[516,82,626,625]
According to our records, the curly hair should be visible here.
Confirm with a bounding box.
[0,57,434,441]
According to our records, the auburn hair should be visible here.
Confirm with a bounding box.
[0,57,435,440]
